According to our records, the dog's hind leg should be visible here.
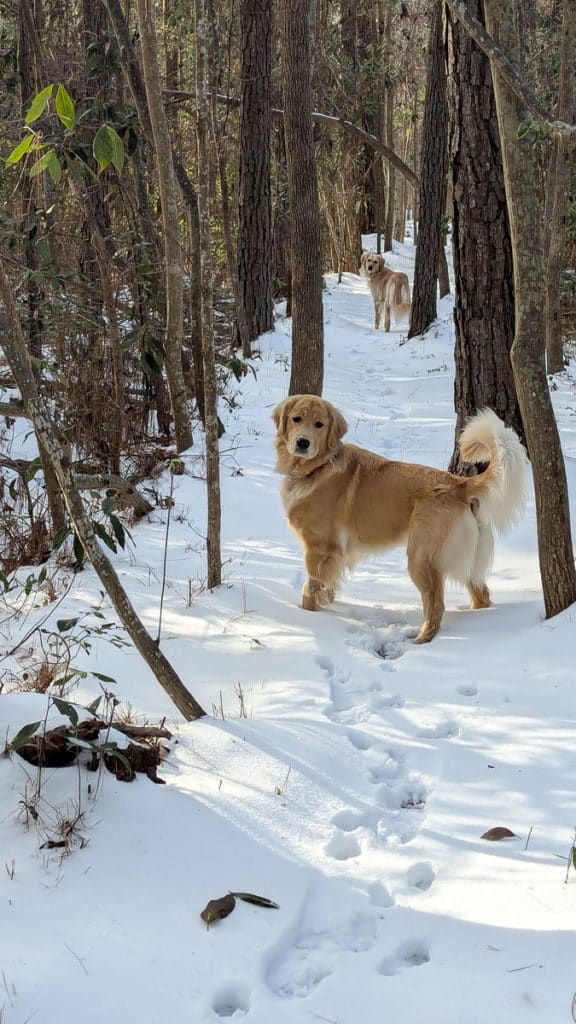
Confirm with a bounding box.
[407,507,447,642]
[466,520,493,610]
[384,303,391,332]
[408,555,445,643]
[374,301,382,330]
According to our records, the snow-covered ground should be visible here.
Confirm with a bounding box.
[1,239,576,1024]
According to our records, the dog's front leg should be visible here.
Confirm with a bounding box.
[301,547,342,611]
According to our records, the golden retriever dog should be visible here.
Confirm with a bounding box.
[360,250,411,331]
[273,395,527,643]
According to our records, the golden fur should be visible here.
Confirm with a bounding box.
[273,395,527,643]
[360,250,411,331]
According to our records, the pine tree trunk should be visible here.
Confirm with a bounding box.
[483,0,576,618]
[445,0,523,472]
[136,0,192,454]
[238,0,273,353]
[408,0,448,338]
[282,0,324,396]
[545,0,574,374]
[195,0,222,590]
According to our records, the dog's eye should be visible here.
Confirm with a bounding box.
[314,421,324,429]
[292,415,302,423]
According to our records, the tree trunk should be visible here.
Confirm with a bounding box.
[104,0,205,427]
[282,0,324,396]
[483,0,576,618]
[408,0,448,338]
[237,0,273,353]
[445,0,523,472]
[0,258,206,721]
[136,0,192,454]
[195,0,222,590]
[545,0,574,374]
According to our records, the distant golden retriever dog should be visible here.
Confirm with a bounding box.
[360,250,411,331]
[273,395,527,643]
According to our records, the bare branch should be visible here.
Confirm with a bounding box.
[165,90,421,190]
[444,0,576,139]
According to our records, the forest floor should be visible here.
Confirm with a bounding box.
[1,236,576,1024]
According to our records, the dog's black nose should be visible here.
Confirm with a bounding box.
[296,437,310,451]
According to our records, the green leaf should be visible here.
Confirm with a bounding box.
[51,697,79,726]
[86,696,103,716]
[0,570,13,592]
[29,149,57,180]
[56,617,79,633]
[108,514,126,549]
[24,456,43,482]
[91,672,117,684]
[55,84,75,130]
[8,721,42,752]
[572,846,576,870]
[37,237,52,264]
[6,133,36,166]
[92,124,124,173]
[73,532,85,567]
[65,735,96,751]
[52,526,70,550]
[94,521,117,552]
[25,84,54,125]
[46,150,62,184]
[228,892,280,909]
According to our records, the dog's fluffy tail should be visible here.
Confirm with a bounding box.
[459,409,528,534]
[392,276,411,318]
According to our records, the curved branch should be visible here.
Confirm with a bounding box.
[165,90,421,190]
[444,0,576,140]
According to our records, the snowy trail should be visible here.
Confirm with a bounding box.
[1,242,576,1024]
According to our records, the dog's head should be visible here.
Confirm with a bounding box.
[272,394,348,474]
[361,251,386,279]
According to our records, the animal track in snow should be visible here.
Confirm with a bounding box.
[367,881,395,908]
[269,954,333,999]
[331,809,366,832]
[369,754,402,784]
[267,894,377,999]
[457,684,478,697]
[347,728,373,751]
[315,654,334,675]
[417,718,460,740]
[378,941,431,977]
[383,778,427,811]
[212,987,250,1017]
[325,831,362,861]
[406,861,436,891]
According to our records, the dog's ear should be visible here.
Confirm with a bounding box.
[378,255,387,270]
[272,396,299,435]
[326,401,348,448]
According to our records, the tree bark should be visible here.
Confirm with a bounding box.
[483,0,576,618]
[237,0,273,352]
[195,0,222,590]
[282,0,324,396]
[445,0,523,472]
[408,0,448,338]
[0,258,206,721]
[545,0,575,374]
[136,0,192,454]
[280,0,323,395]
